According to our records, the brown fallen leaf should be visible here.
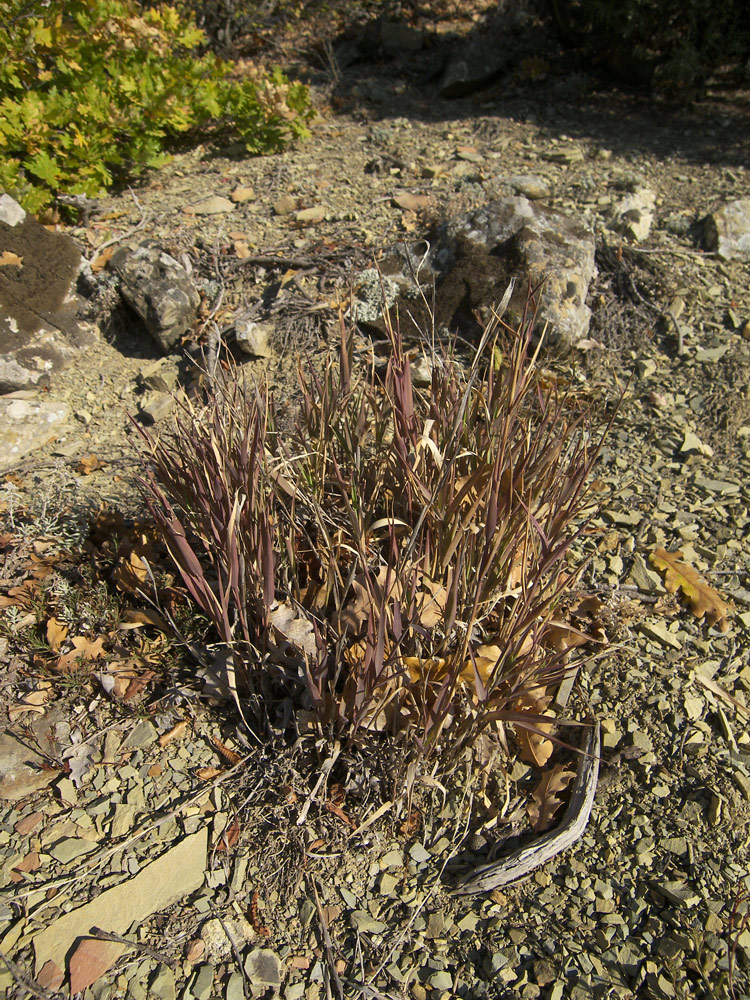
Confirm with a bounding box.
[8,682,53,721]
[212,738,243,766]
[114,544,150,597]
[186,939,205,963]
[513,692,555,767]
[196,766,223,781]
[526,765,576,833]
[55,635,106,673]
[249,890,271,937]
[325,801,355,829]
[90,245,115,272]
[46,616,68,653]
[400,808,422,837]
[216,819,240,851]
[649,547,732,631]
[77,454,106,475]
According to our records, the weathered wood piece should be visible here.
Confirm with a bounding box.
[453,721,600,896]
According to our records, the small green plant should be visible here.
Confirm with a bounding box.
[138,297,612,758]
[0,0,313,214]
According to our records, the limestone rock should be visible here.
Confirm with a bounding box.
[0,396,70,471]
[435,195,596,346]
[0,195,97,392]
[611,187,656,242]
[703,198,750,260]
[111,242,200,352]
[438,12,510,98]
[245,948,282,989]
[234,318,273,358]
[510,175,551,201]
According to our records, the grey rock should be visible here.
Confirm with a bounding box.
[408,842,432,864]
[510,174,551,200]
[349,910,388,935]
[190,964,215,1000]
[225,971,244,1000]
[120,720,158,750]
[611,187,656,242]
[0,707,65,800]
[139,390,174,424]
[191,196,234,215]
[234,318,273,358]
[380,20,423,54]
[0,195,97,392]
[111,242,200,352]
[425,910,446,939]
[703,198,750,260]
[0,397,70,472]
[245,948,282,989]
[427,970,453,991]
[439,16,509,97]
[434,195,596,346]
[48,837,98,863]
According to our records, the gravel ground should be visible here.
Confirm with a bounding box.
[1,4,750,999]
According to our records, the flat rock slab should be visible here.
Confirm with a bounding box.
[33,829,208,983]
[0,708,66,801]
[0,196,96,392]
[0,395,70,471]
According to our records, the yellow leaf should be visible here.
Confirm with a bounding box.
[46,616,68,653]
[0,251,22,268]
[513,692,555,767]
[649,547,731,632]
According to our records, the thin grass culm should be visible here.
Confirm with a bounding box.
[137,294,612,762]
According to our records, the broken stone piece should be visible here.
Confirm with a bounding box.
[703,198,750,260]
[435,195,596,346]
[0,397,70,472]
[0,194,96,391]
[234,318,273,358]
[111,242,201,352]
[245,948,282,989]
[611,187,656,242]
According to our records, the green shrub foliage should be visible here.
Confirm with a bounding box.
[549,0,750,89]
[0,0,313,213]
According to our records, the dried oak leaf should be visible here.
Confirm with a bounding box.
[77,454,106,475]
[55,635,106,673]
[46,616,68,653]
[649,547,731,632]
[526,764,576,833]
[513,692,555,767]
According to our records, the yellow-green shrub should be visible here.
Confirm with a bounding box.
[0,0,313,214]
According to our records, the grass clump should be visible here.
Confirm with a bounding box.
[138,298,611,762]
[0,0,313,215]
